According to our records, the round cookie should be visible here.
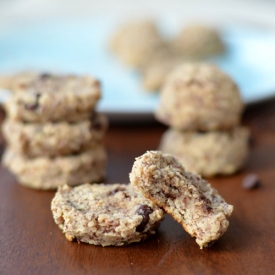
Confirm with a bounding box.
[109,20,165,68]
[155,63,244,131]
[130,151,234,249]
[4,73,101,122]
[2,113,108,157]
[159,127,249,177]
[3,146,107,190]
[51,183,164,246]
[172,25,225,58]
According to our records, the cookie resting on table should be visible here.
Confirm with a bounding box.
[51,183,164,246]
[3,146,106,190]
[4,73,101,122]
[159,127,249,177]
[130,151,234,249]
[155,63,243,131]
[2,112,108,157]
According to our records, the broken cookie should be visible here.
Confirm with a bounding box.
[130,151,233,249]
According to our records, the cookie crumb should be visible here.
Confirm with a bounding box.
[242,173,260,189]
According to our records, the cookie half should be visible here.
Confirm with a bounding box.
[3,146,106,190]
[51,183,164,246]
[2,113,108,157]
[4,73,101,122]
[155,63,243,131]
[159,127,249,177]
[130,151,233,249]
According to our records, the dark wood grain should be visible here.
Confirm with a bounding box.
[1,100,275,275]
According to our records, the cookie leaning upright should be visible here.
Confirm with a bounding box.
[4,73,101,122]
[130,151,234,249]
[2,72,107,189]
[51,183,164,246]
[155,63,243,131]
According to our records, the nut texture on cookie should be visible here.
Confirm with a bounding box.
[3,146,106,190]
[155,63,243,131]
[4,73,101,122]
[159,127,249,176]
[130,151,234,248]
[51,183,164,246]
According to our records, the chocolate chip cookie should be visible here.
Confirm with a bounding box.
[130,151,234,249]
[159,127,249,176]
[2,113,108,157]
[51,183,164,246]
[4,73,101,122]
[172,25,225,58]
[3,146,107,190]
[109,20,165,68]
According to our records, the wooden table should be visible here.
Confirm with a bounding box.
[1,99,275,275]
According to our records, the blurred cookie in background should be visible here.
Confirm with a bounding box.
[109,19,167,68]
[171,24,225,58]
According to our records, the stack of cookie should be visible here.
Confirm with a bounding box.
[2,73,108,189]
[156,63,250,177]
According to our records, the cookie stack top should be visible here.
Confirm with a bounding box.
[5,73,101,122]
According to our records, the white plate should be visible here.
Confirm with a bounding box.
[1,18,275,118]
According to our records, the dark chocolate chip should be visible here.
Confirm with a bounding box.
[25,93,41,110]
[136,205,153,232]
[207,240,216,248]
[203,205,212,213]
[108,186,126,196]
[90,112,102,131]
[0,142,5,161]
[40,73,51,79]
[242,173,260,189]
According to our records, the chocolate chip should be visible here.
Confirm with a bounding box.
[0,142,5,161]
[242,173,260,189]
[136,205,153,232]
[108,186,126,196]
[25,93,41,110]
[207,240,216,247]
[40,73,51,79]
[90,112,102,131]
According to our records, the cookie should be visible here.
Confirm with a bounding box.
[130,151,234,249]
[0,72,37,91]
[109,20,165,68]
[159,127,249,177]
[155,63,243,131]
[172,25,225,58]
[2,112,108,157]
[3,146,106,190]
[4,73,101,122]
[141,56,186,92]
[51,183,164,246]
